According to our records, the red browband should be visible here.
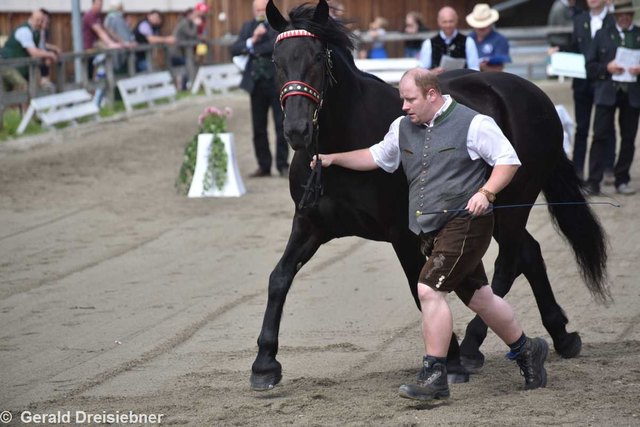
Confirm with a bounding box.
[275,29,319,44]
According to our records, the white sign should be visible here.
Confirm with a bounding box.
[612,47,640,83]
[548,52,586,79]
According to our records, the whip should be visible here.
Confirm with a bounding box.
[415,201,621,217]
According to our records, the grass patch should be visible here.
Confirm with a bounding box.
[1,88,205,143]
[0,109,45,142]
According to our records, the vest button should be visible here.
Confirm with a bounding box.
[420,203,424,207]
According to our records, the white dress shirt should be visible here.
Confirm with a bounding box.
[418,30,480,71]
[369,95,521,173]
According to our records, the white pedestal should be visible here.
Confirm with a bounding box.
[188,133,246,198]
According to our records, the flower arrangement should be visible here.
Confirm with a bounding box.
[177,106,233,194]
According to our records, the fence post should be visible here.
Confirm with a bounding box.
[104,52,116,106]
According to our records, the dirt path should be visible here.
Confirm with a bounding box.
[1,83,639,426]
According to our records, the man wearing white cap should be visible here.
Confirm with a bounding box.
[466,3,511,72]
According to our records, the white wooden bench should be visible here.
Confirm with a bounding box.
[16,89,100,135]
[117,71,177,113]
[354,58,420,84]
[190,64,242,96]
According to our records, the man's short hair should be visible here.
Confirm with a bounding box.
[405,68,442,96]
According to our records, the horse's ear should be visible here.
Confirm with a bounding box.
[267,0,288,32]
[312,0,329,25]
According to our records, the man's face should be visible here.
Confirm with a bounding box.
[253,0,267,20]
[474,26,491,38]
[400,78,435,124]
[32,11,44,29]
[437,8,458,37]
[149,13,162,26]
[587,0,606,11]
[615,12,634,30]
[93,0,103,11]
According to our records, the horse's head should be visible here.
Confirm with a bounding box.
[267,0,352,152]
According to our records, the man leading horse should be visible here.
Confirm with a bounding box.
[311,68,548,401]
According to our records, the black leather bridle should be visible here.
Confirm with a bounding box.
[274,29,335,210]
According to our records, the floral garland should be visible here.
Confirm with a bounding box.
[177,106,233,194]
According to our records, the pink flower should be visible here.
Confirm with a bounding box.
[205,106,222,116]
[224,107,233,118]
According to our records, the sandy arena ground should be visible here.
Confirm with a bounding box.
[1,81,639,426]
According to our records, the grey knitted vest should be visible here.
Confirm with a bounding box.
[399,101,489,234]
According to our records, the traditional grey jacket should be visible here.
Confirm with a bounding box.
[399,101,489,234]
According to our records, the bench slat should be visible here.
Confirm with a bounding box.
[16,89,99,134]
[39,101,99,126]
[122,85,176,106]
[191,63,241,95]
[117,71,177,112]
[30,89,93,110]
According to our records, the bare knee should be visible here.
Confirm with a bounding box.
[467,285,492,313]
[417,282,441,305]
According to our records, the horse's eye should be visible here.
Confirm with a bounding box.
[315,53,324,63]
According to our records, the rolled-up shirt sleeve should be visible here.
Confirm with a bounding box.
[467,115,521,166]
[369,116,403,172]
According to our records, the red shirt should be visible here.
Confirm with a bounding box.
[82,8,103,49]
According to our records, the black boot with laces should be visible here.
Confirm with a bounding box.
[508,337,549,390]
[399,356,450,401]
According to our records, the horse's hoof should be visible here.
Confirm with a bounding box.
[447,372,470,384]
[250,371,282,391]
[446,360,470,383]
[554,331,582,359]
[460,354,485,374]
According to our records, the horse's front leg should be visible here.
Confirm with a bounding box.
[250,213,326,391]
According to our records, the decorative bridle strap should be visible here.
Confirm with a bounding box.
[280,81,322,110]
[275,29,319,44]
[273,28,330,210]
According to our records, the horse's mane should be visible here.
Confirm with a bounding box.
[285,3,387,84]
[286,3,355,51]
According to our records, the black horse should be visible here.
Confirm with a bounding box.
[250,0,608,391]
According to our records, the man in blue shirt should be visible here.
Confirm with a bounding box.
[466,3,511,72]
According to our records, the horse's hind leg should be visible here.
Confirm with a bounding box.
[251,214,326,391]
[460,230,581,371]
[459,206,528,371]
[517,231,582,358]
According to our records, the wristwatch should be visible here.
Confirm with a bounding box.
[478,187,496,203]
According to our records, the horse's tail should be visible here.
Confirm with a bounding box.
[542,155,610,303]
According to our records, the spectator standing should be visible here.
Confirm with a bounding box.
[83,0,122,50]
[38,9,62,90]
[584,0,640,195]
[403,11,428,59]
[328,1,345,21]
[548,0,580,26]
[418,6,480,73]
[194,2,209,38]
[83,0,123,79]
[565,0,615,182]
[0,9,57,86]
[170,8,203,90]
[230,0,288,177]
[366,16,389,59]
[104,0,136,73]
[466,3,511,72]
[133,10,176,72]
